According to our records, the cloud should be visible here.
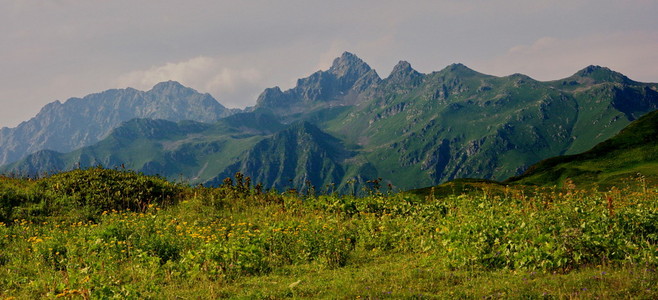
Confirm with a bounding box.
[477,31,658,82]
[3,0,658,129]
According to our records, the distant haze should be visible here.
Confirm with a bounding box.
[2,0,657,128]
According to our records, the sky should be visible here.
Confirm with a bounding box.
[1,0,658,128]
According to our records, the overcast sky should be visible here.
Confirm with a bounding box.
[1,0,657,128]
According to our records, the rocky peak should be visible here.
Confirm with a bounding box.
[38,100,64,113]
[151,80,186,89]
[391,61,413,74]
[258,86,283,98]
[572,65,633,84]
[328,52,372,79]
[386,60,422,83]
[577,65,607,76]
[576,65,623,77]
[149,81,197,97]
[447,63,477,74]
[255,86,287,107]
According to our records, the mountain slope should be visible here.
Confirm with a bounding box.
[549,65,658,154]
[319,63,658,188]
[206,121,352,192]
[0,81,234,165]
[0,112,282,184]
[506,109,658,188]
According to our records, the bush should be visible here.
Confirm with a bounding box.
[36,167,184,213]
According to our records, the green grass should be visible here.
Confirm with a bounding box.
[1,168,657,298]
[198,254,658,299]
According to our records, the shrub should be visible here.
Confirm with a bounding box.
[0,176,41,222]
[36,167,184,213]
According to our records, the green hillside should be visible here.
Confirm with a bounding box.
[318,63,657,188]
[507,109,658,188]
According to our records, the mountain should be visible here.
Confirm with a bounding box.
[0,81,234,165]
[0,112,282,182]
[254,52,382,119]
[410,108,658,198]
[506,109,658,188]
[3,53,658,191]
[206,121,352,192]
[314,62,658,188]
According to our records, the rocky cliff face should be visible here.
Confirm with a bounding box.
[0,81,233,165]
[255,52,382,116]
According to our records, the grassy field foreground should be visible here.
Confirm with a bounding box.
[1,168,657,298]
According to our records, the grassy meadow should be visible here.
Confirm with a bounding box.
[1,168,657,298]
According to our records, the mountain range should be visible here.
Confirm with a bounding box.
[2,52,657,191]
[0,81,234,165]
